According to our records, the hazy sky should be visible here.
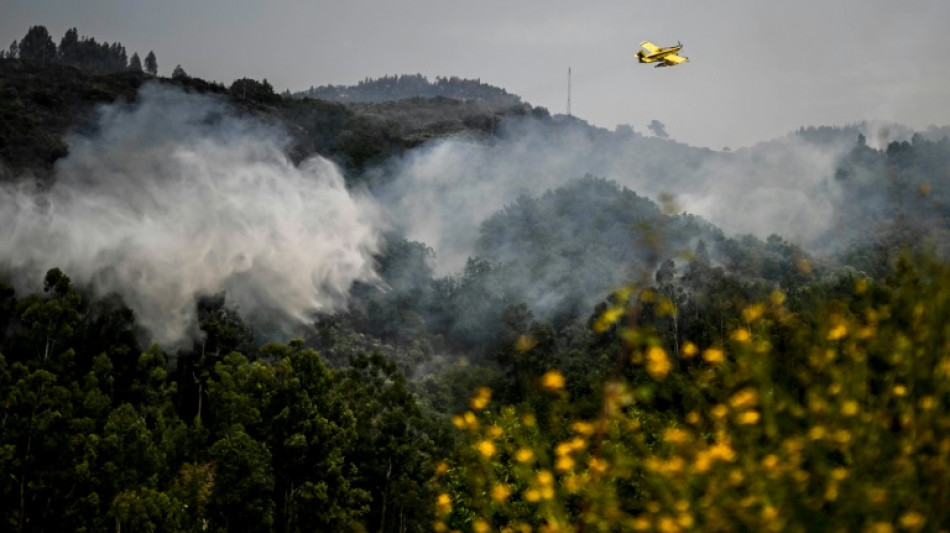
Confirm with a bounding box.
[3,0,949,149]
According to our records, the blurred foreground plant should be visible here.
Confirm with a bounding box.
[434,254,950,532]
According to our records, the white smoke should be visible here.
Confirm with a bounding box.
[0,83,383,346]
[376,119,852,275]
[678,136,849,246]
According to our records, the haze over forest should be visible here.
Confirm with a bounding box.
[1,22,949,533]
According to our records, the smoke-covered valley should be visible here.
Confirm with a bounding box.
[1,72,947,351]
[377,118,858,276]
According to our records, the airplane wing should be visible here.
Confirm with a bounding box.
[640,41,659,53]
[662,53,689,65]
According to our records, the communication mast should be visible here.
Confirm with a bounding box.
[567,67,572,117]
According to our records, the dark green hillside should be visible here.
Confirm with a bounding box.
[299,73,522,107]
[0,63,546,180]
[0,60,146,178]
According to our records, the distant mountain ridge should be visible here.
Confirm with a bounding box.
[296,73,522,107]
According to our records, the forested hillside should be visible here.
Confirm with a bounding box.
[298,74,523,107]
[1,25,949,532]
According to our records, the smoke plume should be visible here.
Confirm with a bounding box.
[0,83,383,346]
[376,118,852,275]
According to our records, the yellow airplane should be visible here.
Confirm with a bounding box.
[636,41,689,68]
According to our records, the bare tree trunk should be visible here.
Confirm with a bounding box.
[285,482,296,533]
[378,459,392,533]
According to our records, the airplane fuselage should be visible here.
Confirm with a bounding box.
[637,46,682,63]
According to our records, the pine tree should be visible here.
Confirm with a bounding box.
[128,52,143,72]
[18,25,57,65]
[58,27,80,66]
[144,50,158,76]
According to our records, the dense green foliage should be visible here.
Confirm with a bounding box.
[2,26,140,73]
[0,270,445,532]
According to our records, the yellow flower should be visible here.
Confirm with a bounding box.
[556,455,575,472]
[711,404,729,420]
[867,523,894,533]
[536,470,554,487]
[515,447,535,463]
[770,290,787,306]
[541,370,565,390]
[743,303,765,323]
[893,384,908,397]
[693,451,712,473]
[594,306,624,332]
[589,457,608,474]
[572,421,595,435]
[476,440,496,457]
[666,456,685,474]
[631,517,651,531]
[732,328,751,343]
[555,441,573,457]
[663,428,690,445]
[709,441,736,462]
[646,345,672,380]
[491,483,512,503]
[703,347,725,364]
[474,519,491,533]
[435,461,449,475]
[729,387,759,409]
[834,429,852,445]
[677,512,694,529]
[657,515,679,533]
[737,410,760,425]
[488,424,504,438]
[469,387,491,411]
[436,493,452,515]
[841,400,859,416]
[899,511,925,531]
[857,325,877,340]
[463,411,479,430]
[827,322,847,341]
[681,341,698,358]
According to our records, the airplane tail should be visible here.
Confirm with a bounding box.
[636,50,647,63]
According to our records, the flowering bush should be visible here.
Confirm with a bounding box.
[435,255,950,532]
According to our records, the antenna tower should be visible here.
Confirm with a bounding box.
[567,67,572,116]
